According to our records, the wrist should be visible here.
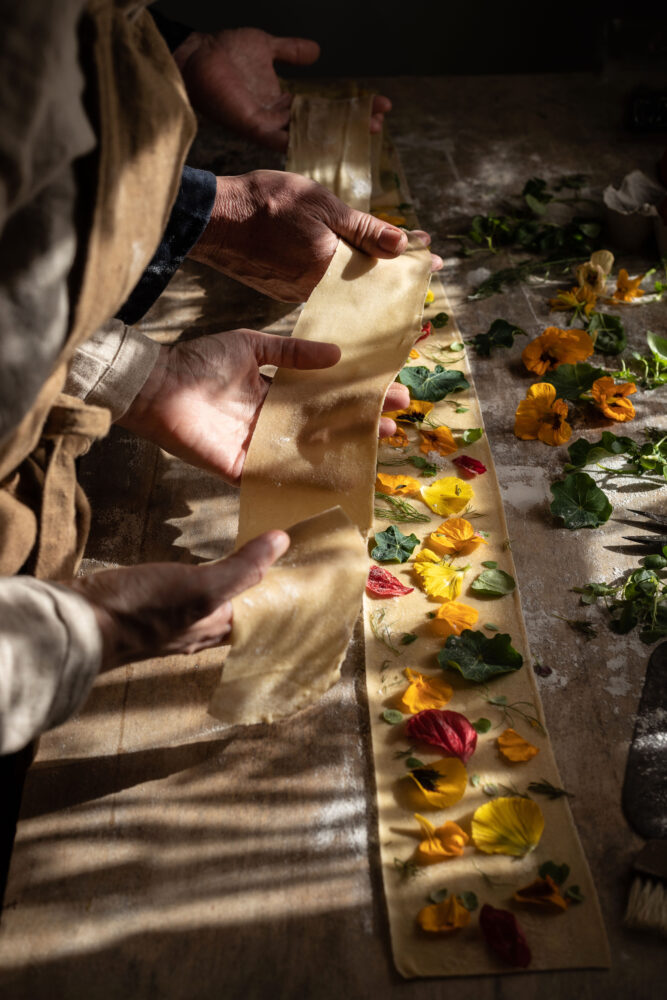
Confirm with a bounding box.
[188,174,255,267]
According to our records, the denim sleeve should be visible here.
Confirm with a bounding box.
[116,165,217,326]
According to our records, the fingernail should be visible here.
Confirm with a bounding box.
[267,530,290,559]
[378,228,406,253]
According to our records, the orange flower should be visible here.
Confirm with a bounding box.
[514,876,568,912]
[514,383,572,446]
[417,895,471,934]
[372,210,407,226]
[590,377,636,422]
[419,425,457,457]
[427,517,486,556]
[549,285,597,316]
[409,348,420,359]
[430,601,479,638]
[522,327,594,376]
[379,426,409,448]
[611,268,645,303]
[414,814,469,863]
[497,728,540,763]
[383,399,434,424]
[399,668,453,713]
[375,473,421,496]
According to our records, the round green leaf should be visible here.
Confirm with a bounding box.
[471,569,516,597]
[550,472,613,529]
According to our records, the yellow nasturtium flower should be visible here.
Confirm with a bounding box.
[514,383,572,446]
[415,814,469,863]
[611,268,645,302]
[521,326,594,376]
[471,797,544,857]
[548,285,597,317]
[383,399,434,424]
[497,728,540,763]
[425,288,435,304]
[413,549,465,601]
[420,477,473,516]
[399,667,453,713]
[431,600,479,638]
[417,895,471,933]
[375,473,422,497]
[427,517,486,557]
[408,757,468,809]
[590,376,636,422]
[419,425,457,457]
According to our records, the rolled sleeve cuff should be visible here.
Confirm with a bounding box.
[116,165,217,326]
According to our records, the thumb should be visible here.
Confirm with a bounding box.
[251,330,341,371]
[203,530,291,603]
[331,206,408,259]
[272,36,321,66]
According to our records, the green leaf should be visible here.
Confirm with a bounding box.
[382,709,404,725]
[566,431,636,468]
[438,629,524,683]
[527,778,574,800]
[458,891,479,911]
[406,756,425,768]
[541,362,605,401]
[400,632,418,646]
[538,860,570,886]
[587,312,627,355]
[647,330,667,360]
[398,365,470,402]
[550,472,613,529]
[428,888,449,904]
[484,623,500,631]
[409,455,438,477]
[471,569,516,598]
[470,773,481,787]
[482,560,498,569]
[455,406,469,413]
[450,341,465,352]
[470,318,527,357]
[472,718,492,734]
[564,884,584,904]
[432,312,449,328]
[371,525,420,562]
[460,427,484,444]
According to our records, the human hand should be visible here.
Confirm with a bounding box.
[174,27,391,150]
[66,530,290,669]
[118,329,409,484]
[189,169,443,302]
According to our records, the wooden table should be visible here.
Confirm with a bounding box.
[1,70,666,998]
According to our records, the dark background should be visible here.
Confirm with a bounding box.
[154,1,667,76]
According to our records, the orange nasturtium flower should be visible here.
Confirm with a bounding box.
[611,268,645,303]
[399,668,453,714]
[514,383,572,446]
[408,757,468,809]
[413,549,465,601]
[419,425,457,457]
[383,399,434,424]
[590,377,636,422]
[497,728,540,763]
[414,814,469,863]
[522,327,594,376]
[417,895,471,933]
[427,517,486,557]
[548,285,598,317]
[379,425,409,448]
[513,876,569,912]
[430,600,479,638]
[375,473,422,497]
[409,348,420,359]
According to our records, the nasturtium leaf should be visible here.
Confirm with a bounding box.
[398,365,470,402]
[541,362,605,401]
[460,427,484,445]
[438,629,524,683]
[432,312,449,328]
[482,560,498,569]
[459,891,479,912]
[470,318,527,357]
[538,860,570,886]
[473,718,492,734]
[587,312,627,355]
[550,472,613,529]
[382,709,404,725]
[371,525,420,562]
[566,431,635,468]
[471,569,516,598]
[647,330,667,360]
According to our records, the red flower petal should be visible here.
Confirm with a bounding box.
[366,566,414,598]
[416,321,433,344]
[452,455,487,477]
[479,904,531,968]
[406,709,477,763]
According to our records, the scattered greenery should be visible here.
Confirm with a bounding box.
[611,331,667,390]
[573,553,667,643]
[378,454,437,477]
[460,427,484,445]
[374,493,431,524]
[400,632,418,646]
[471,568,516,598]
[550,472,613,529]
[486,693,546,735]
[552,613,598,640]
[432,312,449,328]
[482,560,498,569]
[394,857,424,879]
[382,709,404,725]
[470,319,527,357]
[539,861,570,885]
[528,778,574,800]
[472,718,492,734]
[438,629,523,683]
[398,365,470,402]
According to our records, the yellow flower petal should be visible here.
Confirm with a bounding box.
[420,477,473,516]
[379,426,409,448]
[471,796,544,857]
[419,425,457,457]
[383,399,434,424]
[409,757,468,808]
[415,814,469,863]
[425,288,435,304]
[611,268,645,302]
[375,473,422,497]
[399,668,453,713]
[497,728,540,763]
[427,517,486,556]
[372,210,407,226]
[431,600,479,638]
[417,895,471,933]
[413,549,465,600]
